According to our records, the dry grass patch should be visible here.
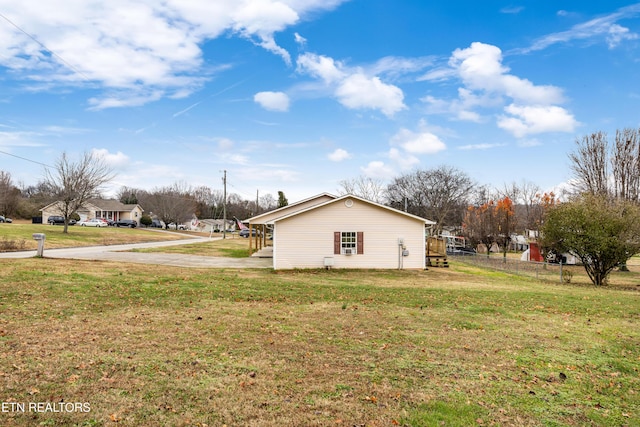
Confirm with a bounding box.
[0,259,638,426]
[0,224,190,251]
[130,237,252,258]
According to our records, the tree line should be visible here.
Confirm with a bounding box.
[0,160,282,230]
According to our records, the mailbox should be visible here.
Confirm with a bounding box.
[32,233,46,257]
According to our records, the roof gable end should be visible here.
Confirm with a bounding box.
[272,194,435,224]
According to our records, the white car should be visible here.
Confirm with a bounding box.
[79,218,108,227]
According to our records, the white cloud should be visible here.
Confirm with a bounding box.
[391,128,446,155]
[0,1,348,107]
[297,53,346,83]
[422,41,577,138]
[369,56,434,80]
[0,131,45,148]
[88,90,165,110]
[497,104,579,137]
[91,148,130,169]
[458,143,507,151]
[361,161,395,180]
[294,32,307,47]
[518,138,542,147]
[423,88,499,122]
[335,74,405,117]
[254,91,290,112]
[237,166,300,183]
[360,123,445,174]
[219,153,250,165]
[297,53,406,117]
[328,148,351,162]
[523,3,640,52]
[606,24,639,48]
[215,137,234,151]
[42,126,90,135]
[388,147,419,170]
[500,6,524,14]
[450,42,564,105]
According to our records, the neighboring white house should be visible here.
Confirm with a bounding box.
[248,194,435,270]
[40,199,144,225]
[190,218,234,233]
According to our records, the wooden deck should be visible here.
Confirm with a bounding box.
[426,236,449,268]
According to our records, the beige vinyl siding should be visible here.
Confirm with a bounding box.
[273,198,425,270]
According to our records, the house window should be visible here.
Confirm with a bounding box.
[341,232,356,254]
[334,231,364,255]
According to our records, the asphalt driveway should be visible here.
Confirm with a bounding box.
[0,236,272,268]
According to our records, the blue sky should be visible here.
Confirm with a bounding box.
[1,1,640,202]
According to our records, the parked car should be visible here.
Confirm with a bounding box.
[239,228,258,238]
[115,219,137,228]
[168,223,187,230]
[78,218,108,227]
[99,218,115,226]
[0,216,12,223]
[47,216,76,226]
[447,246,476,256]
[150,219,163,228]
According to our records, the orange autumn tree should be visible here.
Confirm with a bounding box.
[463,200,496,257]
[495,196,515,260]
[532,191,557,230]
[463,196,515,259]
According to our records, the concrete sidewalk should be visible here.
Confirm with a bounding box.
[0,236,272,268]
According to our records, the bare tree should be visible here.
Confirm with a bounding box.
[612,128,640,202]
[338,175,387,203]
[569,128,640,202]
[569,131,609,197]
[117,186,140,204]
[463,201,497,257]
[259,194,277,212]
[143,181,196,228]
[44,151,114,233]
[0,171,20,218]
[18,180,57,219]
[387,166,475,234]
[496,180,542,234]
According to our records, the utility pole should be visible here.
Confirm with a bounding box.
[222,170,227,240]
[256,189,259,214]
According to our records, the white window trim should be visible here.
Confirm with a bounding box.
[340,231,356,255]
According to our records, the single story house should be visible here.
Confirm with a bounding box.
[247,193,435,270]
[41,199,144,225]
[190,218,234,233]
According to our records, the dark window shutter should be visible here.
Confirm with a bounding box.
[357,232,364,254]
[334,232,341,254]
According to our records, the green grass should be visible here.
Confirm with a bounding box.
[0,259,638,426]
[0,223,189,251]
[129,237,253,258]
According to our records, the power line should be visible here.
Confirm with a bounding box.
[0,149,52,168]
[0,11,92,82]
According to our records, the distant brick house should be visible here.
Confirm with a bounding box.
[40,199,144,225]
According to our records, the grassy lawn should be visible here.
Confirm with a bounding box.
[0,259,638,426]
[130,237,254,258]
[0,224,190,251]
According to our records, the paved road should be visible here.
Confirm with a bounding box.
[0,236,272,268]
